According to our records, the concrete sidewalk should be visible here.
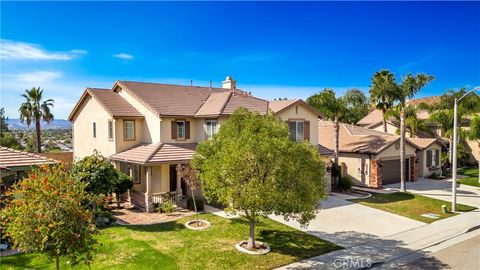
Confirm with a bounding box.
[277,209,480,270]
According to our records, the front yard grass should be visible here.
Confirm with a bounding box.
[351,192,477,223]
[457,167,480,187]
[1,213,340,270]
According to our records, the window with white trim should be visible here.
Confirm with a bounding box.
[205,119,218,139]
[176,121,185,139]
[289,120,304,141]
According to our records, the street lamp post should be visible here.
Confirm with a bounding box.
[451,86,480,212]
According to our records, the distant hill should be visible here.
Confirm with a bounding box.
[6,119,71,130]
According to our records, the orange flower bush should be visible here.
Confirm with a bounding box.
[1,164,99,270]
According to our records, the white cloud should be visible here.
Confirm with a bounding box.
[16,71,62,83]
[0,39,87,60]
[113,53,134,60]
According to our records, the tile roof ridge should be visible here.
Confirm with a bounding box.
[145,143,164,163]
[115,81,162,116]
[86,88,115,117]
[0,146,55,162]
[117,80,227,91]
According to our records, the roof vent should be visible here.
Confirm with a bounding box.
[222,75,236,90]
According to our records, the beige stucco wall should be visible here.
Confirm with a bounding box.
[72,96,116,160]
[419,143,443,178]
[378,141,417,160]
[274,104,319,145]
[115,118,143,153]
[116,88,160,143]
[338,153,372,186]
[465,139,480,162]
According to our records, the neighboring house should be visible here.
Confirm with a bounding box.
[408,138,445,178]
[357,96,479,162]
[68,76,322,212]
[0,147,56,192]
[318,121,420,188]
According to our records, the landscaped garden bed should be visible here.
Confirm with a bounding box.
[1,213,340,269]
[350,192,477,223]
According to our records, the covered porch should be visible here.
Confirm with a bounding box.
[110,143,197,212]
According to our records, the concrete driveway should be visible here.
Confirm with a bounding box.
[269,193,425,248]
[383,177,480,208]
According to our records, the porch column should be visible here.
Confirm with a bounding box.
[175,164,183,200]
[145,166,153,213]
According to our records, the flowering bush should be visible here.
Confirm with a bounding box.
[1,164,99,269]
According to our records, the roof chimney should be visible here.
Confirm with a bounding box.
[222,75,236,90]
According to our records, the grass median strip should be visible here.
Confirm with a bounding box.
[350,192,477,223]
[457,167,480,187]
[1,213,341,270]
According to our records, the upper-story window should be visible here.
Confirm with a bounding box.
[108,120,113,140]
[177,121,185,139]
[205,119,218,139]
[124,120,135,141]
[171,120,190,140]
[289,120,304,141]
[93,122,96,138]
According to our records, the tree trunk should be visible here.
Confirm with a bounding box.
[382,109,388,133]
[56,255,60,270]
[333,119,339,165]
[35,120,41,153]
[247,218,256,249]
[191,187,199,224]
[400,107,406,192]
[116,192,121,208]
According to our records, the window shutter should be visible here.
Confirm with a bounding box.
[185,121,190,139]
[288,121,296,140]
[304,121,310,141]
[171,121,177,139]
[426,150,432,167]
[435,149,440,166]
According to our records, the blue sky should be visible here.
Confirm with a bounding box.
[1,1,479,119]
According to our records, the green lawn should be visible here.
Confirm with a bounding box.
[457,167,480,187]
[351,192,477,223]
[1,213,340,270]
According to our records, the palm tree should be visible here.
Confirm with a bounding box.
[393,74,434,192]
[307,88,366,171]
[19,87,54,153]
[369,70,397,133]
[385,105,431,138]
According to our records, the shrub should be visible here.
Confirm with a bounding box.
[187,197,204,211]
[338,176,352,192]
[157,200,176,213]
[330,164,341,178]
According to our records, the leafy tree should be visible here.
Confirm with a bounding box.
[192,108,326,249]
[113,172,133,208]
[384,105,431,137]
[392,74,434,192]
[178,164,201,225]
[19,87,54,153]
[369,70,397,132]
[343,88,369,124]
[71,151,119,195]
[1,164,98,270]
[0,108,22,149]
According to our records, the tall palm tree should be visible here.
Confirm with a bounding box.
[369,70,397,133]
[385,105,431,138]
[19,87,54,153]
[393,74,434,192]
[307,88,366,166]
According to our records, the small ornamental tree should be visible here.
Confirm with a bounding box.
[71,151,119,195]
[178,164,201,224]
[1,164,98,270]
[192,108,326,249]
[113,171,134,208]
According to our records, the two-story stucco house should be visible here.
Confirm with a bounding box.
[68,76,322,212]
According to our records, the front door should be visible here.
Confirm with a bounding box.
[169,165,177,192]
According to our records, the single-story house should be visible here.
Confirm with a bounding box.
[318,121,420,188]
[0,147,57,192]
